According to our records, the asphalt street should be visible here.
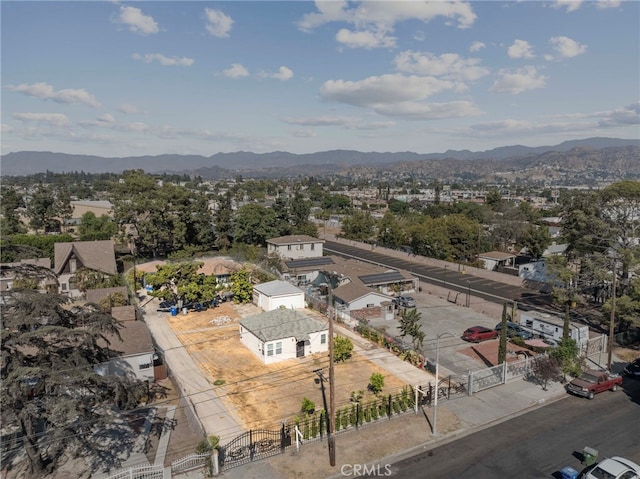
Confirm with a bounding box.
[389,376,640,478]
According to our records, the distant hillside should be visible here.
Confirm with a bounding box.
[2,137,637,176]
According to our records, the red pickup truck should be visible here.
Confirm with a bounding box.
[565,369,623,399]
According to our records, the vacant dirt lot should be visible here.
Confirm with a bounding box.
[165,303,408,430]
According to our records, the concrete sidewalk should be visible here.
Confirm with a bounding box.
[190,373,569,479]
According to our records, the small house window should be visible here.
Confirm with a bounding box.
[276,342,282,355]
[267,343,274,356]
[139,362,152,370]
[320,334,326,345]
[311,244,315,251]
[288,245,292,251]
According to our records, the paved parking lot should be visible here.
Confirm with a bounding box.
[367,287,505,376]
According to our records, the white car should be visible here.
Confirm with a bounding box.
[586,456,640,479]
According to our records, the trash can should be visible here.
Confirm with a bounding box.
[182,307,188,315]
[583,447,598,466]
[146,285,153,293]
[170,306,178,316]
[560,466,578,479]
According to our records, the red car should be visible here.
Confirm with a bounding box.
[462,326,499,343]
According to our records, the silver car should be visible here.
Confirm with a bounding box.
[397,295,417,308]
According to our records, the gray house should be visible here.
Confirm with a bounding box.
[239,309,328,365]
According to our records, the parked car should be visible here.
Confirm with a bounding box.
[623,358,640,379]
[565,369,623,400]
[462,326,499,343]
[494,321,533,340]
[397,295,417,308]
[585,456,640,479]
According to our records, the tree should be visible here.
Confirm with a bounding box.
[531,356,561,391]
[338,210,376,243]
[398,308,425,350]
[498,303,508,364]
[233,204,279,246]
[230,268,253,304]
[522,224,552,260]
[300,397,316,415]
[368,372,384,395]
[550,339,582,379]
[376,212,406,249]
[1,187,26,235]
[333,336,353,363]
[144,261,217,305]
[25,185,64,234]
[78,212,117,241]
[0,289,147,477]
[214,191,234,251]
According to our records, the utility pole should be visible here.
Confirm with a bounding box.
[607,259,617,371]
[328,286,336,466]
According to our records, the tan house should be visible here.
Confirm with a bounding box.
[54,240,117,298]
[266,235,324,261]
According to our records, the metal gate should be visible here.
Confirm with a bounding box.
[219,425,291,470]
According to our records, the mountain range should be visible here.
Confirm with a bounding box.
[1,137,639,181]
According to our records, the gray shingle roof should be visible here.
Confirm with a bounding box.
[240,309,327,342]
[253,280,303,297]
[266,235,324,245]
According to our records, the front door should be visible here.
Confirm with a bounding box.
[296,341,305,358]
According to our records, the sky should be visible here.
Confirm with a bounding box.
[1,0,639,158]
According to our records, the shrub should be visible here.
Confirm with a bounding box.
[334,336,354,362]
[301,397,316,415]
[349,404,357,426]
[311,413,318,438]
[370,400,379,420]
[335,410,341,431]
[369,372,385,394]
[341,407,349,429]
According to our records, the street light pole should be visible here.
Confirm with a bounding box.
[327,287,336,466]
[466,280,471,308]
[432,332,454,436]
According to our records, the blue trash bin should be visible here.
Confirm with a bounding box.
[146,285,153,293]
[561,466,578,479]
[170,306,178,316]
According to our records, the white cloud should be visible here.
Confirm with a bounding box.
[298,1,476,32]
[507,39,535,59]
[373,101,481,120]
[118,103,139,114]
[489,66,548,94]
[470,41,485,52]
[1,123,15,133]
[132,53,194,66]
[13,112,70,127]
[321,74,454,108]
[292,129,317,138]
[547,36,587,59]
[7,82,101,108]
[97,114,115,123]
[205,8,233,38]
[394,51,490,82]
[335,29,396,49]
[596,102,640,127]
[552,0,583,12]
[259,66,294,81]
[298,1,476,50]
[223,63,250,78]
[596,0,622,8]
[117,5,159,35]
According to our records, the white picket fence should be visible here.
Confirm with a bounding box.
[171,453,208,473]
[102,463,167,479]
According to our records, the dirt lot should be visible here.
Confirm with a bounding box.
[165,303,409,431]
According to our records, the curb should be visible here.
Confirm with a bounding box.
[326,388,568,479]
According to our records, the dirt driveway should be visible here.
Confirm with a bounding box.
[165,303,409,431]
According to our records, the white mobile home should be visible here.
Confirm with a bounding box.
[519,311,589,345]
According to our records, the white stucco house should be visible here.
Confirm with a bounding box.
[331,282,395,320]
[478,251,517,272]
[239,309,328,365]
[252,280,305,311]
[266,235,324,261]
